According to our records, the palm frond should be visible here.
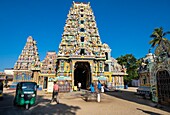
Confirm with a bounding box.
[154,27,163,37]
[149,27,169,48]
[160,27,163,30]
[150,34,157,38]
[163,31,170,36]
[162,38,168,41]
[151,42,156,48]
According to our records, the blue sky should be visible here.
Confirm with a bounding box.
[0,0,170,71]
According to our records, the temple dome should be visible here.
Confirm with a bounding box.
[103,43,110,49]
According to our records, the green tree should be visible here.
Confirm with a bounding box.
[116,54,140,85]
[149,27,170,55]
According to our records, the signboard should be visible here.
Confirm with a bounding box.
[47,81,53,93]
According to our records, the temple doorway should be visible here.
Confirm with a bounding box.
[74,62,91,89]
[156,70,170,104]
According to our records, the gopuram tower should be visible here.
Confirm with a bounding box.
[56,2,127,89]
[13,36,41,84]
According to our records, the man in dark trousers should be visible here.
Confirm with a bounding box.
[78,82,81,91]
[51,81,59,104]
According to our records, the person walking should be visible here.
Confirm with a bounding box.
[101,84,104,93]
[51,81,59,104]
[98,80,101,92]
[90,83,95,93]
[78,82,81,91]
[94,82,99,93]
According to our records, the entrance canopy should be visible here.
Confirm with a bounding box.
[57,76,71,81]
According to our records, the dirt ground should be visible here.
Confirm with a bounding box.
[2,87,170,115]
[35,87,170,115]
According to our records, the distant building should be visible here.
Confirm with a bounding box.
[138,52,154,98]
[0,72,6,81]
[131,79,140,87]
[4,68,14,86]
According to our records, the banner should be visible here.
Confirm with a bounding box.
[47,81,53,93]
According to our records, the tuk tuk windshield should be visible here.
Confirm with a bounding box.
[22,82,36,91]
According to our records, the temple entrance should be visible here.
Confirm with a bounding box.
[156,70,170,105]
[74,62,91,89]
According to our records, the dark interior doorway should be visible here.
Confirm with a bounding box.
[74,62,91,89]
[156,70,170,104]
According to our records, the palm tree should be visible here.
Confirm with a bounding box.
[149,27,170,55]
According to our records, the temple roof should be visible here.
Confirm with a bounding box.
[41,52,57,74]
[57,2,111,58]
[14,36,40,71]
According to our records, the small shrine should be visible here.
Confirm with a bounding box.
[138,52,155,98]
[40,52,57,91]
[138,40,170,105]
[149,41,170,104]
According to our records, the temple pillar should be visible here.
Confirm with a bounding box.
[32,71,39,83]
[72,61,75,88]
[108,63,111,72]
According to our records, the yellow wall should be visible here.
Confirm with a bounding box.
[104,72,112,82]
[139,73,151,86]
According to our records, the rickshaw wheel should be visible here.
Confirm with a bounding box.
[25,104,29,110]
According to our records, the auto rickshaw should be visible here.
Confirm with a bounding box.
[13,82,38,109]
[0,81,3,100]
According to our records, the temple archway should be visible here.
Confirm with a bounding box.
[74,62,91,89]
[156,70,170,104]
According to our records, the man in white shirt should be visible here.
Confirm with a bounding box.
[78,82,81,91]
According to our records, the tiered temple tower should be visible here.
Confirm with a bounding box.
[56,2,127,89]
[13,36,40,83]
[40,52,57,89]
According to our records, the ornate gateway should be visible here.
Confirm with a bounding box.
[150,58,170,104]
[150,41,170,104]
[56,2,127,89]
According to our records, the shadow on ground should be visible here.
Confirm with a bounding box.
[0,91,15,108]
[29,95,81,115]
[104,89,170,113]
[137,108,161,115]
[0,91,81,115]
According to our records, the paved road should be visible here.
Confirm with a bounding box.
[0,88,170,115]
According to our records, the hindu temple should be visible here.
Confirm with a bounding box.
[11,2,127,92]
